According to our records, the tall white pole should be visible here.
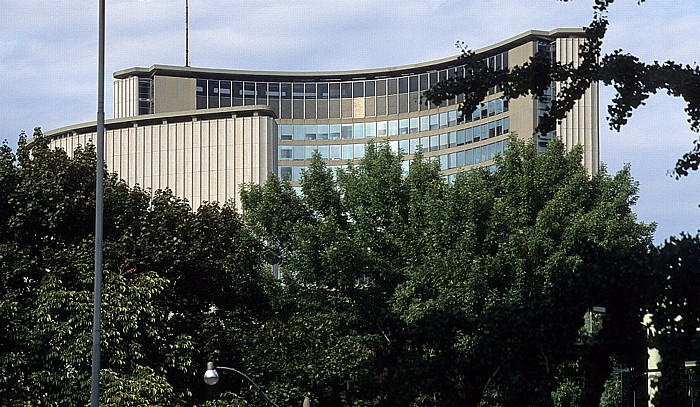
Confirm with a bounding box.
[91,0,105,405]
[185,0,189,67]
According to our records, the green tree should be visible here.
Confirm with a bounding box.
[0,129,274,406]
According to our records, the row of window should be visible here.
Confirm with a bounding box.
[279,139,509,182]
[279,118,509,162]
[278,99,508,141]
[194,51,509,118]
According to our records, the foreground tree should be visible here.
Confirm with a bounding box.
[0,129,274,405]
[425,0,700,178]
[241,138,653,406]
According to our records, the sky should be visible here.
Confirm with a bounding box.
[1,0,699,243]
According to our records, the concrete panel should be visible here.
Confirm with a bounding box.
[154,76,196,115]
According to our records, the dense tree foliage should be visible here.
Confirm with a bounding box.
[240,138,657,406]
[425,0,700,178]
[0,129,275,405]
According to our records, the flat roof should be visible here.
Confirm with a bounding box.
[114,28,585,82]
[44,105,277,138]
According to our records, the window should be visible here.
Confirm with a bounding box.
[341,124,353,140]
[305,125,317,140]
[354,123,365,139]
[399,119,409,135]
[330,124,341,140]
[318,125,329,140]
[398,77,408,94]
[279,124,293,140]
[388,120,399,136]
[365,122,377,138]
[341,83,352,98]
[420,116,429,132]
[409,117,419,134]
[353,82,364,98]
[365,80,376,97]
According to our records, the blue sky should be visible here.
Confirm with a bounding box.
[1,0,699,243]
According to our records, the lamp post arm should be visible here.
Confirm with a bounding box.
[216,366,280,407]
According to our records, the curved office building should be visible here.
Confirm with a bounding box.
[47,28,598,210]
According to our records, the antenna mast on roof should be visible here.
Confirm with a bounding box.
[185,0,190,67]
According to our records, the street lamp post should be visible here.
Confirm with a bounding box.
[203,362,280,407]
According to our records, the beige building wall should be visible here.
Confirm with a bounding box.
[113,77,139,119]
[154,76,196,114]
[506,41,538,140]
[48,110,277,211]
[555,37,600,174]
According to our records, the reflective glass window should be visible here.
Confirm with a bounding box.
[365,80,375,97]
[341,83,352,98]
[377,121,388,137]
[398,77,408,94]
[419,74,428,91]
[429,72,438,86]
[399,119,409,135]
[409,117,419,134]
[387,78,398,95]
[430,135,439,152]
[279,146,293,160]
[409,138,419,154]
[318,124,329,140]
[268,83,280,98]
[305,146,316,160]
[448,110,457,127]
[280,124,293,140]
[293,84,304,99]
[318,145,329,160]
[440,133,448,150]
[317,83,329,99]
[399,139,409,154]
[280,166,292,180]
[376,79,386,96]
[496,98,503,115]
[473,125,481,142]
[354,123,365,139]
[305,125,317,140]
[409,75,419,92]
[456,150,465,167]
[465,148,473,165]
[473,146,481,164]
[293,125,305,141]
[293,146,304,160]
[355,144,365,159]
[341,124,353,140]
[390,140,399,153]
[489,122,496,138]
[330,145,341,160]
[420,116,429,132]
[430,114,439,130]
[353,82,364,98]
[420,136,429,150]
[488,100,496,117]
[466,127,473,144]
[281,83,292,99]
[503,117,510,133]
[330,124,341,140]
[456,129,465,146]
[439,112,448,128]
[329,83,340,99]
[342,144,353,160]
[481,145,489,162]
[388,120,399,136]
[365,122,377,138]
[448,131,457,147]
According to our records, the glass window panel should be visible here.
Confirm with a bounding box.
[376,79,386,96]
[420,136,429,150]
[377,121,388,137]
[318,145,329,160]
[341,124,353,140]
[365,122,377,138]
[317,83,329,99]
[280,124,293,140]
[292,83,304,99]
[420,116,429,132]
[293,125,305,141]
[305,146,317,160]
[473,146,481,164]
[279,146,293,160]
[466,127,473,143]
[457,150,465,167]
[268,83,280,98]
[390,140,399,153]
[388,120,399,136]
[329,83,340,98]
[387,78,398,95]
[429,71,438,86]
[488,100,496,117]
[439,112,448,128]
[342,144,353,160]
[440,155,448,170]
[280,166,292,180]
[481,146,488,162]
[409,117,419,134]
[409,75,419,92]
[503,98,509,112]
[399,139,409,154]
[430,135,439,152]
[398,77,408,94]
[430,114,439,130]
[341,83,352,98]
[419,74,428,91]
[473,125,481,142]
[355,144,365,159]
[293,146,304,160]
[449,131,457,147]
[318,124,329,140]
[330,124,341,140]
[465,148,474,165]
[292,167,302,182]
[353,82,364,98]
[399,119,409,135]
[503,138,509,151]
[365,80,375,97]
[440,133,448,150]
[354,123,365,139]
[409,138,419,154]
[330,145,341,160]
[304,83,315,98]
[448,110,457,127]
[489,122,496,138]
[456,129,465,146]
[503,117,510,133]
[281,83,292,99]
[496,98,503,115]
